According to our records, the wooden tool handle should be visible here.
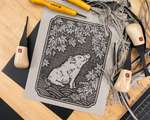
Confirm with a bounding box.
[114,69,132,92]
[14,46,29,69]
[126,23,145,46]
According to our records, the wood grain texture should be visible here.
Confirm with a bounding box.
[0,0,149,120]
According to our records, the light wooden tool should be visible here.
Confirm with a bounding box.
[14,17,29,69]
[114,22,146,92]
[114,69,132,92]
[114,23,145,92]
[114,42,132,92]
[126,23,145,46]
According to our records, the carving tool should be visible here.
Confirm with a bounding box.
[124,6,150,77]
[64,0,99,14]
[114,21,150,93]
[114,44,132,93]
[30,0,86,18]
[126,23,145,46]
[126,23,150,77]
[14,17,29,69]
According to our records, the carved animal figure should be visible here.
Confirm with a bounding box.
[47,54,90,88]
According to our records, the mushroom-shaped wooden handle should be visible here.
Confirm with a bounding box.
[114,69,132,92]
[14,46,29,69]
[126,23,145,46]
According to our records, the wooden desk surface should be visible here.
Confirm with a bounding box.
[0,0,150,120]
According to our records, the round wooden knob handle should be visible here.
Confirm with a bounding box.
[14,46,29,69]
[114,69,132,92]
[126,23,145,46]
